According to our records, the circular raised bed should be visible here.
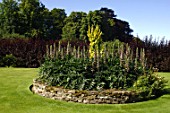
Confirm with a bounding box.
[31,80,142,104]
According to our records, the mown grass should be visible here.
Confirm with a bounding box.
[0,68,170,113]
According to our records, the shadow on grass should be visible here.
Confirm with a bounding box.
[134,88,170,103]
[29,84,34,94]
[149,88,170,100]
[162,88,170,95]
[151,88,170,99]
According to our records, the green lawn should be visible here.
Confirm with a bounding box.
[0,68,170,113]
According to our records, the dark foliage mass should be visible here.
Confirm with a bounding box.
[129,36,170,72]
[0,38,46,67]
[144,38,170,72]
[0,38,87,67]
[0,37,170,71]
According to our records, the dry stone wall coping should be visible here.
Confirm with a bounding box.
[31,80,141,104]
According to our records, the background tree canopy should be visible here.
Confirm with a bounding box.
[0,0,133,42]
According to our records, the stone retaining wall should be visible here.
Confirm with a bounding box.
[31,80,141,104]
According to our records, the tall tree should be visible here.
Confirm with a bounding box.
[113,19,133,42]
[79,10,102,41]
[99,8,116,41]
[80,7,133,42]
[80,8,116,41]
[40,8,52,39]
[62,11,87,40]
[19,0,45,38]
[41,8,66,39]
[0,0,19,37]
[100,7,133,42]
[49,8,66,39]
